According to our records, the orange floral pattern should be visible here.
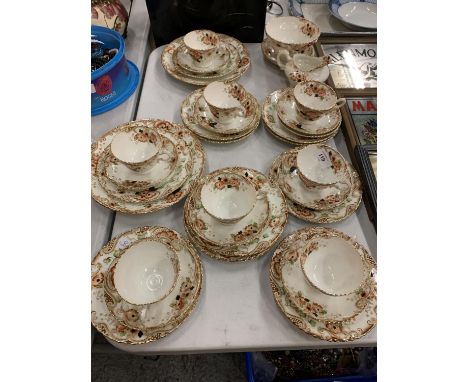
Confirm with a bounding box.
[214,176,241,190]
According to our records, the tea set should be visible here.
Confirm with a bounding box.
[91,225,203,345]
[161,29,250,86]
[181,80,261,143]
[270,226,377,342]
[91,119,205,214]
[92,17,376,344]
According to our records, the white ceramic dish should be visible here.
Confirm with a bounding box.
[277,53,330,86]
[300,235,368,296]
[338,2,377,29]
[113,239,180,305]
[200,173,258,223]
[265,16,320,47]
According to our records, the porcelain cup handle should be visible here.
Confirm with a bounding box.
[256,190,268,200]
[331,181,351,194]
[332,98,346,110]
[277,49,292,69]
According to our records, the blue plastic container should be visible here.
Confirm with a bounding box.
[91,25,139,116]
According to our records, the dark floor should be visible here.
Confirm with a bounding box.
[92,352,246,382]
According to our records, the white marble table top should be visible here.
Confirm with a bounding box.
[107,43,377,354]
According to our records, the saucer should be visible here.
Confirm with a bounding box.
[277,148,352,210]
[261,37,316,67]
[105,136,178,191]
[174,43,230,74]
[270,227,376,342]
[262,89,341,146]
[280,228,376,322]
[194,94,256,135]
[328,0,377,31]
[162,34,250,86]
[97,140,192,204]
[184,167,288,262]
[92,226,203,344]
[188,181,270,247]
[181,88,261,143]
[269,150,362,223]
[91,120,205,214]
[277,89,341,137]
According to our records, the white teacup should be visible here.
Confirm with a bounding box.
[293,81,346,121]
[113,238,180,305]
[300,236,367,296]
[110,127,162,172]
[183,29,220,68]
[200,172,260,223]
[296,145,350,194]
[203,81,247,124]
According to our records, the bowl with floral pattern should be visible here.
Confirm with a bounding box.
[300,235,368,296]
[113,238,180,305]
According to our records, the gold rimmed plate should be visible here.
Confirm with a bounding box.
[183,167,288,262]
[262,89,341,146]
[91,226,203,345]
[91,120,206,214]
[269,149,362,224]
[162,34,250,86]
[181,89,261,143]
[270,227,376,342]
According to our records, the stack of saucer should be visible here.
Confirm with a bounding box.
[161,29,250,86]
[91,119,205,214]
[181,81,261,143]
[270,226,377,342]
[91,226,203,345]
[263,81,344,145]
[269,144,362,224]
[262,16,320,66]
[183,167,288,262]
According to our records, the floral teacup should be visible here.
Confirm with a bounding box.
[203,81,248,124]
[110,127,162,172]
[183,29,220,68]
[200,172,260,223]
[296,144,351,195]
[293,81,346,121]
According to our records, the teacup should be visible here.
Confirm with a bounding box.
[113,238,180,305]
[203,81,247,124]
[300,235,368,296]
[183,29,220,68]
[200,173,260,223]
[296,144,351,194]
[265,16,320,59]
[110,127,162,172]
[293,81,346,121]
[277,52,330,85]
